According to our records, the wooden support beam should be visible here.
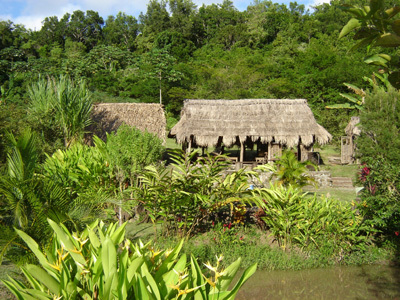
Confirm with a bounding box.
[268,143,272,162]
[240,141,244,162]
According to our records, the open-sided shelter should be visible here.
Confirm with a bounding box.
[170,99,331,162]
[89,103,166,143]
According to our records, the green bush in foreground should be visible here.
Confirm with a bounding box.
[3,219,256,299]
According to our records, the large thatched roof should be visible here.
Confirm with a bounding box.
[170,99,331,147]
[90,103,166,142]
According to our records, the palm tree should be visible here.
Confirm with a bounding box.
[0,131,107,264]
[274,150,317,188]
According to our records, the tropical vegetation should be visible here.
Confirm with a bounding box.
[1,0,400,298]
[3,219,257,299]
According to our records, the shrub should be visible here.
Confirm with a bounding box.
[252,184,373,254]
[356,157,400,239]
[137,150,255,237]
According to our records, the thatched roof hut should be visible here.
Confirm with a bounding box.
[90,103,166,142]
[170,99,331,148]
[345,116,361,137]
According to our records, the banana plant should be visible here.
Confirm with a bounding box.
[3,219,257,300]
[339,0,400,88]
[326,82,365,110]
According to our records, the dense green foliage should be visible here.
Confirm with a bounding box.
[137,150,252,237]
[339,0,400,88]
[272,150,317,187]
[3,219,256,299]
[355,87,400,240]
[339,0,400,243]
[28,75,93,148]
[253,184,372,253]
[0,131,107,264]
[0,126,165,264]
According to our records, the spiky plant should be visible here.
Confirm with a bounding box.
[28,75,93,148]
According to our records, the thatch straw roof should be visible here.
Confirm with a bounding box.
[90,103,166,142]
[345,116,361,137]
[170,99,331,147]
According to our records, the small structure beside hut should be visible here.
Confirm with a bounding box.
[169,99,331,165]
[88,103,166,143]
[341,116,360,164]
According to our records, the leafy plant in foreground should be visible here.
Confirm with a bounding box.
[3,219,257,299]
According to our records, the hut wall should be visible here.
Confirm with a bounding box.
[341,136,353,164]
[268,143,282,161]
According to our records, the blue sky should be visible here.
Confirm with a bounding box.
[0,0,330,31]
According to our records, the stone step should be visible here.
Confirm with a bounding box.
[331,177,354,188]
[328,156,342,165]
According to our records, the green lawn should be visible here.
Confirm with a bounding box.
[304,186,358,203]
[165,137,181,149]
[319,164,360,178]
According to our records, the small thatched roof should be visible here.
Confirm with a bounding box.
[170,99,331,148]
[345,116,361,137]
[90,103,166,142]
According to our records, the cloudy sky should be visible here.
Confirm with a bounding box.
[1,0,331,31]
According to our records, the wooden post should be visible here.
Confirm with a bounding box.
[267,143,272,162]
[299,144,310,162]
[240,141,244,162]
[187,138,192,153]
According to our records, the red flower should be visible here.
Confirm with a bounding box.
[395,232,399,236]
[228,223,232,229]
[362,166,370,176]
[239,236,244,240]
[360,165,371,182]
[212,221,215,226]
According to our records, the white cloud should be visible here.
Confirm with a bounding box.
[14,15,44,30]
[311,0,331,6]
[0,14,13,22]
